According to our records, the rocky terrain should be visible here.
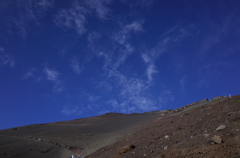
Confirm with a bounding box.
[87,95,240,158]
[1,95,240,158]
[0,111,162,157]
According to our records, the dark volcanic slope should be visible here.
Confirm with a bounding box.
[0,112,163,158]
[1,96,240,158]
[87,95,240,158]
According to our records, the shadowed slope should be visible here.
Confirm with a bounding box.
[0,112,164,157]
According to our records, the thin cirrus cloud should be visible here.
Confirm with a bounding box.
[84,0,112,19]
[113,21,144,46]
[54,2,87,35]
[0,47,15,67]
[108,21,144,69]
[23,68,36,79]
[61,106,81,115]
[1,0,53,37]
[180,75,187,92]
[142,25,195,84]
[37,0,54,9]
[70,58,82,75]
[146,64,158,83]
[44,68,63,92]
[158,90,174,106]
[121,0,156,8]
[104,68,158,113]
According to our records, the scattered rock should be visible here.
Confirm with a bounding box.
[164,135,169,139]
[164,146,168,150]
[211,135,222,144]
[216,125,226,131]
[204,134,209,137]
[228,112,236,116]
[119,145,135,154]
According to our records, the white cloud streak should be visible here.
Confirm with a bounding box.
[113,21,144,45]
[37,0,54,9]
[0,47,15,67]
[85,0,112,19]
[70,58,82,75]
[1,0,53,37]
[158,90,174,106]
[142,25,194,84]
[180,75,187,92]
[55,1,87,35]
[61,106,81,115]
[121,0,156,8]
[102,21,144,69]
[23,68,36,79]
[146,64,158,82]
[104,68,158,113]
[44,68,63,92]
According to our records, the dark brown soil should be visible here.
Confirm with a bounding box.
[87,95,240,158]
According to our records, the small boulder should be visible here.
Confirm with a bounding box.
[164,146,168,150]
[211,135,222,144]
[204,134,209,137]
[216,125,226,131]
[119,145,135,154]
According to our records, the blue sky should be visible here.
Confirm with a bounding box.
[0,0,240,129]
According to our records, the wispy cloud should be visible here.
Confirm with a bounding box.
[55,1,87,35]
[0,47,15,67]
[197,62,230,89]
[44,68,63,92]
[146,64,158,83]
[180,75,187,92]
[1,1,53,37]
[104,69,158,113]
[113,20,144,45]
[158,90,174,107]
[85,0,112,19]
[45,68,59,81]
[70,57,82,75]
[23,68,36,79]
[88,31,101,51]
[141,44,165,84]
[106,21,144,69]
[23,68,42,82]
[37,0,54,9]
[88,95,101,102]
[142,25,194,84]
[61,106,82,115]
[122,0,156,8]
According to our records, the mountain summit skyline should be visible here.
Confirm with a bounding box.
[1,0,240,130]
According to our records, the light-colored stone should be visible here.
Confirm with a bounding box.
[118,145,135,154]
[211,135,222,144]
[216,125,226,131]
[164,146,168,150]
[204,134,209,137]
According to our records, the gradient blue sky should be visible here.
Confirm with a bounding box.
[1,0,240,129]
